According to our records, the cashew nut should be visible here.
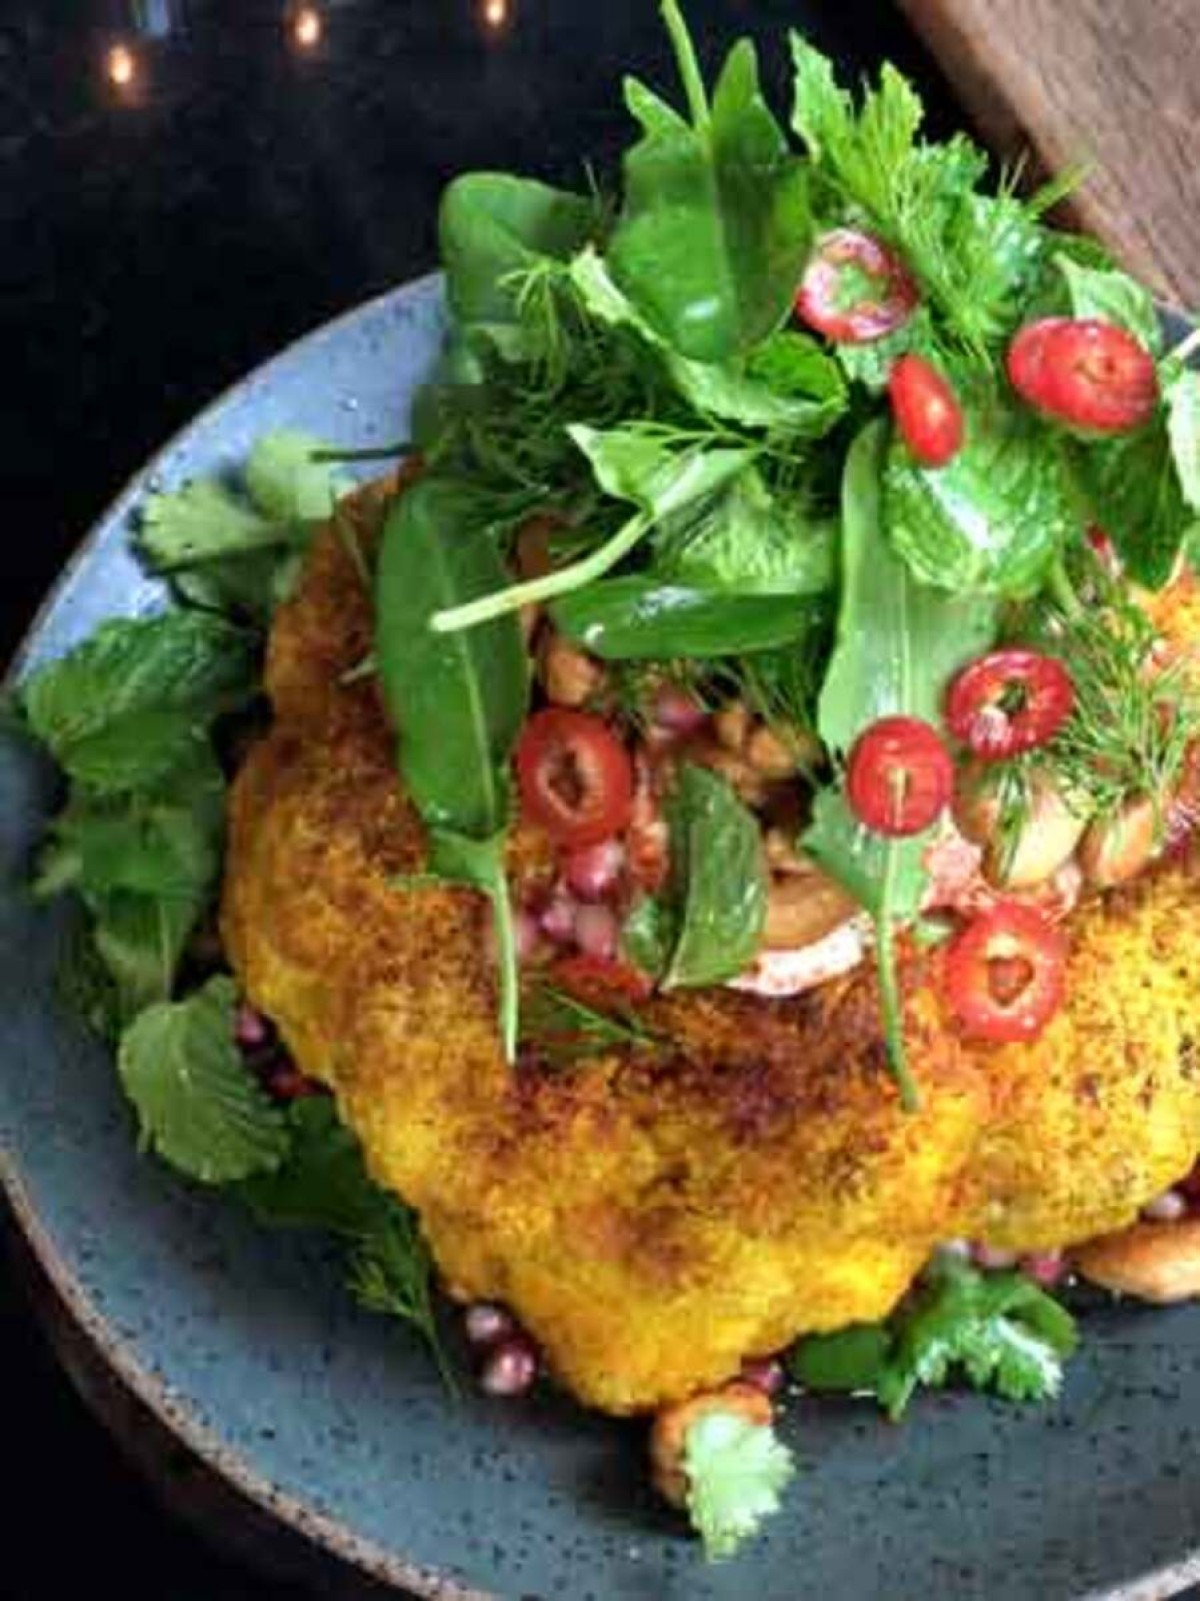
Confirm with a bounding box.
[1074,1217,1200,1303]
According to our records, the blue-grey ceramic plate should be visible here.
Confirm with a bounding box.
[5,278,1200,1601]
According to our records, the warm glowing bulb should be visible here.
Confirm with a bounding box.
[483,0,507,31]
[107,43,137,88]
[294,6,322,49]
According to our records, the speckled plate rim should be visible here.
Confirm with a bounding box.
[0,273,493,1601]
[2,281,1199,1601]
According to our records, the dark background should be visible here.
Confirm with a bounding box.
[0,3,1030,1597]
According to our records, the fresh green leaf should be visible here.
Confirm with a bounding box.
[552,578,826,659]
[1056,255,1161,352]
[243,429,349,522]
[884,401,1076,596]
[1070,419,1196,589]
[520,981,662,1066]
[789,1323,893,1393]
[823,426,998,744]
[789,35,1054,354]
[569,422,756,520]
[657,469,836,596]
[240,1097,451,1382]
[20,612,255,792]
[118,976,290,1184]
[569,248,845,436]
[375,480,529,840]
[609,16,810,363]
[663,764,766,988]
[789,1257,1078,1422]
[439,172,599,361]
[375,480,528,1057]
[92,892,203,1021]
[621,894,677,982]
[682,1409,795,1561]
[1166,366,1200,513]
[239,1097,380,1233]
[140,480,285,568]
[875,1258,1078,1420]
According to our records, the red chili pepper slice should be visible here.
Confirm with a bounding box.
[945,649,1075,761]
[846,715,954,837]
[888,353,965,467]
[1007,317,1159,434]
[795,229,919,345]
[515,709,634,847]
[944,902,1067,1044]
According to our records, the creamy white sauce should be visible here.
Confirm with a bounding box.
[729,917,871,997]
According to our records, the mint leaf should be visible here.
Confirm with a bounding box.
[118,976,290,1183]
[658,469,836,597]
[1056,255,1161,352]
[20,612,254,792]
[682,1410,795,1560]
[884,402,1076,596]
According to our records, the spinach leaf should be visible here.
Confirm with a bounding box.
[569,248,845,437]
[656,468,836,596]
[375,479,529,1056]
[1056,255,1161,352]
[808,421,996,920]
[663,764,766,988]
[1070,419,1196,590]
[118,975,290,1184]
[552,578,825,660]
[883,400,1076,597]
[608,5,810,363]
[439,172,599,362]
[621,894,677,982]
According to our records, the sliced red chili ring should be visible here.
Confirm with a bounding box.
[945,649,1075,761]
[794,228,919,345]
[888,353,965,468]
[1007,317,1159,434]
[846,715,954,837]
[943,902,1067,1044]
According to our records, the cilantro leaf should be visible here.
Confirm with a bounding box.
[790,1257,1078,1422]
[682,1410,795,1561]
[789,36,1054,355]
[138,431,347,619]
[20,612,254,793]
[884,400,1076,597]
[118,976,290,1184]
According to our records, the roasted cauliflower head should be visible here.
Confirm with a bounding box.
[222,487,1200,1413]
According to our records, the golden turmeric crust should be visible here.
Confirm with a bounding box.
[221,488,1200,1413]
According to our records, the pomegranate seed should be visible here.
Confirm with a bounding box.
[235,1003,269,1048]
[539,891,578,945]
[269,1065,321,1101]
[1020,1252,1065,1287]
[464,1302,518,1348]
[562,839,625,901]
[479,1337,538,1397]
[740,1356,785,1397]
[573,902,619,960]
[652,683,708,735]
[1178,1164,1200,1201]
[1142,1189,1187,1223]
